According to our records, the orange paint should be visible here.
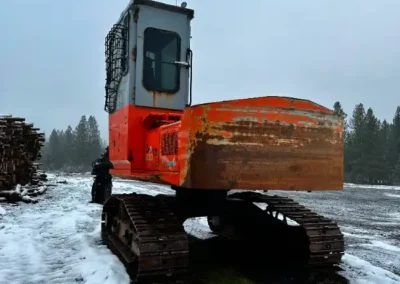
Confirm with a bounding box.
[109,96,344,191]
[109,104,182,184]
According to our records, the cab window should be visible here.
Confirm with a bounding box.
[143,28,181,93]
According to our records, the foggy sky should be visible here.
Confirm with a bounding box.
[0,0,399,141]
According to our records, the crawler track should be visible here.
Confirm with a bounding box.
[101,193,190,283]
[229,191,345,266]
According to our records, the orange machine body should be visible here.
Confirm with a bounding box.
[108,96,344,191]
[96,2,346,278]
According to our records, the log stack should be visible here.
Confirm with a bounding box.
[0,115,47,203]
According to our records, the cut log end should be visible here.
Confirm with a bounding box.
[0,114,47,204]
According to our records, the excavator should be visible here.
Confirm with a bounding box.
[90,0,345,282]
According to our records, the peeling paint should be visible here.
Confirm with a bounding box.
[162,156,176,168]
[178,96,344,191]
[232,116,260,123]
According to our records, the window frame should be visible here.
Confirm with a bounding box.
[142,27,182,94]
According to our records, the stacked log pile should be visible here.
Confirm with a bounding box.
[0,115,48,203]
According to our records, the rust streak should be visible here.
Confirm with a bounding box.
[178,96,344,191]
[180,109,342,190]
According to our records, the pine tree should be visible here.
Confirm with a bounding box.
[38,115,104,172]
[63,125,75,167]
[362,108,382,183]
[333,101,348,135]
[56,130,65,167]
[379,120,391,183]
[74,115,89,169]
[347,103,366,183]
[393,159,400,184]
[48,129,61,169]
[333,101,351,179]
[40,132,51,169]
[390,106,400,181]
[87,116,103,164]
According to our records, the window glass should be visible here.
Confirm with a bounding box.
[143,28,181,93]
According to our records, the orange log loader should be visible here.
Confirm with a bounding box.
[90,0,345,282]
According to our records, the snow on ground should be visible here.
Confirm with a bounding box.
[0,174,130,284]
[384,193,400,198]
[341,254,400,284]
[345,183,400,191]
[0,206,6,215]
[184,217,215,240]
[0,174,399,284]
[272,183,400,284]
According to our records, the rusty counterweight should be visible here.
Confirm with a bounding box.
[179,96,344,191]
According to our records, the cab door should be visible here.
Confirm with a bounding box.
[134,3,192,110]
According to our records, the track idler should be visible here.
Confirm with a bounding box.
[101,193,190,283]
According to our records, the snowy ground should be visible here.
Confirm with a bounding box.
[270,185,400,284]
[0,173,399,284]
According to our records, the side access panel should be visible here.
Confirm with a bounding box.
[178,96,344,191]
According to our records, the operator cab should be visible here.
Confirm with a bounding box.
[104,0,194,114]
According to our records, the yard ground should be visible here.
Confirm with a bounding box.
[0,173,399,284]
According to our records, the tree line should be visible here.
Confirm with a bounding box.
[334,102,400,185]
[40,115,106,172]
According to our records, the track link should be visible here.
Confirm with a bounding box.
[101,193,190,283]
[229,191,344,266]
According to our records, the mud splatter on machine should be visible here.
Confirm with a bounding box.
[91,0,345,282]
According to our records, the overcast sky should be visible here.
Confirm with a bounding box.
[0,0,399,140]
